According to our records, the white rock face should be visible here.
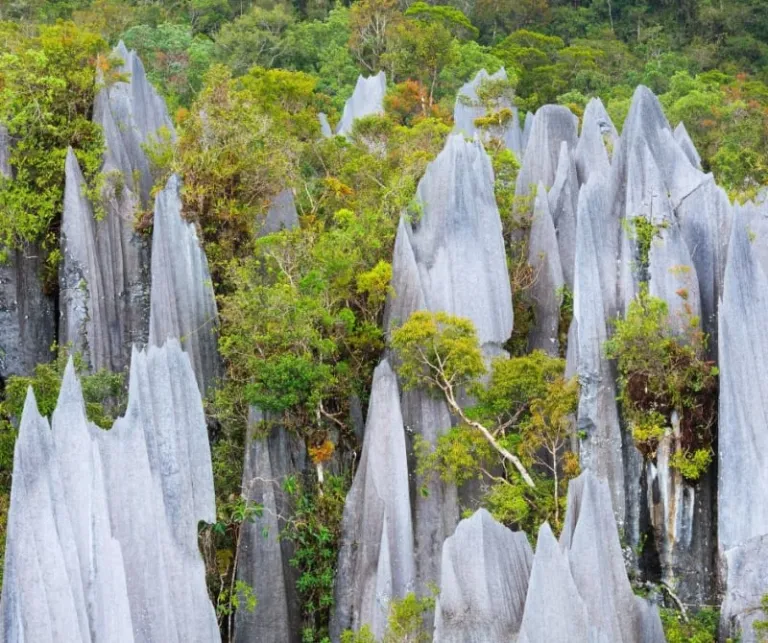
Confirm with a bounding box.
[433,509,533,643]
[0,340,219,643]
[574,98,617,185]
[336,72,386,137]
[527,182,564,354]
[331,359,415,640]
[548,141,579,288]
[673,122,701,170]
[515,105,578,197]
[258,188,299,237]
[148,174,219,392]
[387,134,513,348]
[61,42,175,374]
[518,472,664,643]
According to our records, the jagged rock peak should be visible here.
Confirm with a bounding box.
[0,340,219,643]
[673,121,702,169]
[515,104,578,197]
[433,509,533,643]
[574,97,617,185]
[148,174,219,393]
[386,134,513,347]
[613,85,705,212]
[331,358,415,640]
[60,147,148,374]
[454,67,523,155]
[527,181,564,355]
[548,140,579,288]
[336,71,386,137]
[518,472,664,643]
[95,41,175,206]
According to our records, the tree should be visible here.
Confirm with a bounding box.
[0,21,106,266]
[348,0,401,72]
[214,3,294,75]
[392,311,579,530]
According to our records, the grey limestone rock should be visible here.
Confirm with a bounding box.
[0,126,10,177]
[331,359,415,640]
[319,112,333,138]
[720,534,768,642]
[60,39,174,374]
[517,522,590,643]
[518,472,664,643]
[676,175,731,355]
[433,509,533,643]
[336,72,386,137]
[0,245,56,380]
[1,341,219,643]
[453,68,523,156]
[148,174,219,392]
[387,134,513,348]
[235,408,306,643]
[718,205,768,552]
[0,130,55,380]
[258,188,299,237]
[515,105,578,197]
[527,182,564,355]
[97,41,175,206]
[673,122,701,170]
[522,111,534,151]
[573,172,625,529]
[574,98,617,186]
[547,141,579,288]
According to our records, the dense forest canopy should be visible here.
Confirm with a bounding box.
[1,0,767,641]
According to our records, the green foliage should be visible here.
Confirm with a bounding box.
[282,473,349,641]
[660,606,719,643]
[341,593,435,643]
[121,22,214,109]
[605,291,718,481]
[753,593,768,641]
[0,21,106,261]
[390,311,486,393]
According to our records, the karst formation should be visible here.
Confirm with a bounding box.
[1,28,767,643]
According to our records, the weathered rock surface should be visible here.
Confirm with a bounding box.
[719,205,768,551]
[319,112,333,138]
[573,172,625,529]
[720,534,768,642]
[331,359,415,640]
[547,141,579,289]
[574,98,617,186]
[61,42,174,374]
[518,472,664,643]
[0,246,56,380]
[0,340,219,643]
[235,408,306,643]
[258,188,299,237]
[673,122,701,170]
[387,134,513,348]
[336,72,386,137]
[527,182,564,354]
[515,105,578,197]
[0,129,55,380]
[148,174,219,392]
[454,68,523,156]
[433,509,532,643]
